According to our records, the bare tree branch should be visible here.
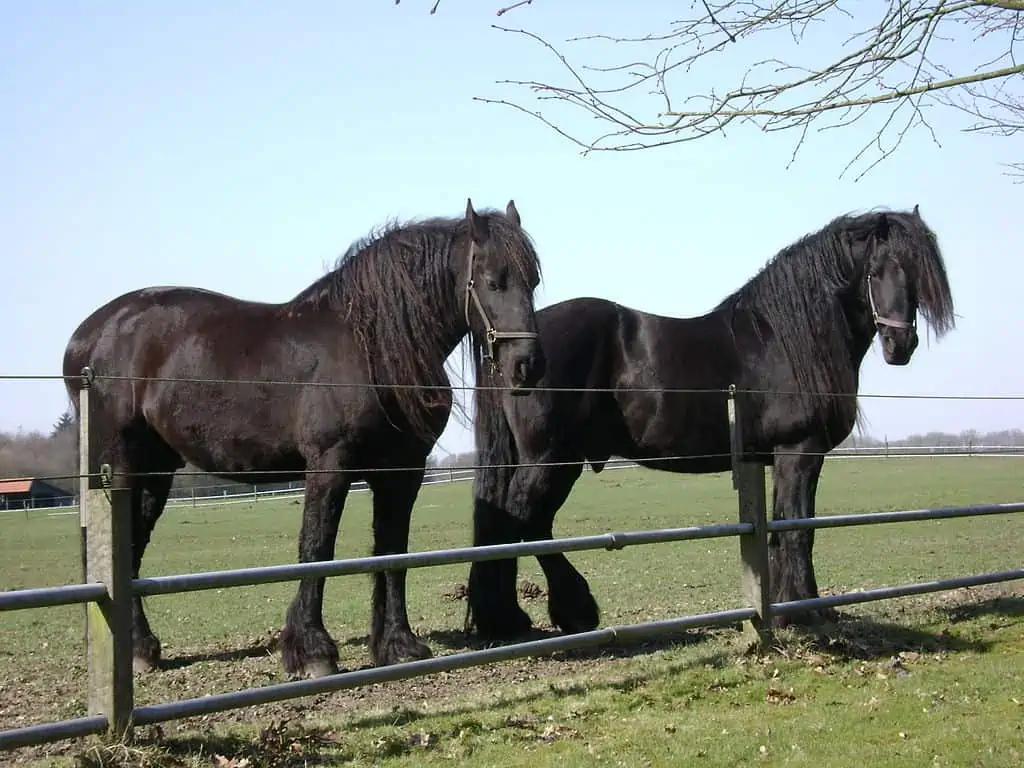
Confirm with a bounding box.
[474,0,1024,180]
[497,0,535,16]
[392,0,536,16]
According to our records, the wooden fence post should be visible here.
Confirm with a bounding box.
[78,368,93,646]
[79,367,135,741]
[728,384,773,648]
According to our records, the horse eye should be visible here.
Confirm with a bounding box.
[486,279,501,291]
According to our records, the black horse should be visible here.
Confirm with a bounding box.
[466,207,955,642]
[63,199,545,678]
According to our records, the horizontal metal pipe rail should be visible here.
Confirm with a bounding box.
[3,500,1022,751]
[0,583,107,612]
[0,716,108,752]
[773,568,1024,617]
[768,501,1024,533]
[132,608,757,726]
[133,523,753,597]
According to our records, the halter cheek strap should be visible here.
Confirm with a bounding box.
[867,274,916,331]
[464,240,539,374]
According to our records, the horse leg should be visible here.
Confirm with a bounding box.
[522,464,599,635]
[367,468,433,666]
[130,471,175,672]
[767,441,837,627]
[467,459,596,639]
[466,494,532,642]
[280,464,351,678]
[99,424,182,673]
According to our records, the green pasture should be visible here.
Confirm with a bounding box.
[1,456,1022,766]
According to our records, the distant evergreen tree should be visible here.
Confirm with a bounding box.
[51,410,75,438]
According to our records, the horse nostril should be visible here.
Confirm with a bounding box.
[515,358,529,383]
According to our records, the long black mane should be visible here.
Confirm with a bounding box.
[715,210,955,425]
[293,212,542,440]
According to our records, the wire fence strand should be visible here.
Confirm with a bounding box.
[1,370,1023,400]
[4,446,1023,490]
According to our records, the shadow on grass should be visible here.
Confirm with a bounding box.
[340,622,724,663]
[778,593,1024,661]
[341,644,740,731]
[154,591,1024,678]
[944,594,1024,623]
[158,642,278,670]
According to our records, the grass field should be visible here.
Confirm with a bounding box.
[1,456,1022,767]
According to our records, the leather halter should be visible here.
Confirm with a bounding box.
[866,273,915,331]
[463,240,539,374]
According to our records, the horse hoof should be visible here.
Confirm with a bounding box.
[554,614,600,635]
[377,637,433,666]
[132,635,162,673]
[404,640,433,662]
[469,604,534,643]
[550,593,600,636]
[303,659,339,678]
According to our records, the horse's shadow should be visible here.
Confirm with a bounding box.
[340,622,718,663]
[158,642,278,671]
[944,593,1024,624]
[155,593,1024,674]
[774,594,1024,660]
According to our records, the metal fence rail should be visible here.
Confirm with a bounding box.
[4,499,1021,751]
[2,372,1023,755]
[767,501,1024,532]
[0,582,107,612]
[0,716,109,752]
[772,569,1024,618]
[132,523,752,597]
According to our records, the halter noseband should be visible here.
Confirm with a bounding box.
[866,273,915,331]
[464,240,539,375]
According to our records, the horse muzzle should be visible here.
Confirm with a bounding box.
[881,328,918,366]
[507,346,545,395]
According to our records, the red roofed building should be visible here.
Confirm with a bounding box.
[0,478,73,510]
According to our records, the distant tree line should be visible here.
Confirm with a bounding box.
[0,410,78,493]
[836,428,1024,452]
[1,413,1021,497]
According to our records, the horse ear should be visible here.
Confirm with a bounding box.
[913,204,921,218]
[506,199,521,227]
[466,198,487,244]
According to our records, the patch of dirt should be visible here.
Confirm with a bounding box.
[441,584,467,602]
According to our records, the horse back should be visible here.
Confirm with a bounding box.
[61,286,382,474]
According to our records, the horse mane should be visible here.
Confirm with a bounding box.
[292,210,541,441]
[716,208,955,431]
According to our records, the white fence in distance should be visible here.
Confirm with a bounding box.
[4,442,1021,517]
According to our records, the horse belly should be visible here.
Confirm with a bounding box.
[620,392,733,474]
[143,378,307,481]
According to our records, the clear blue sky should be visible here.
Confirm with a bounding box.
[4,1,1022,459]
